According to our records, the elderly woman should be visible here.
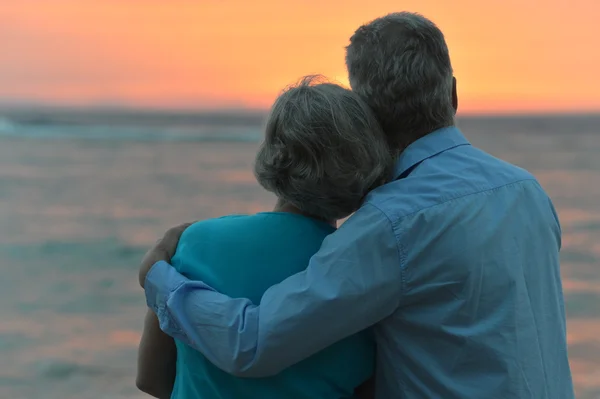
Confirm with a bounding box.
[136,76,392,399]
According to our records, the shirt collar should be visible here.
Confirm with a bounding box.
[392,126,471,180]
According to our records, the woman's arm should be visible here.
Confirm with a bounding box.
[136,308,177,399]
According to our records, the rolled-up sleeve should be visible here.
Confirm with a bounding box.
[144,203,403,377]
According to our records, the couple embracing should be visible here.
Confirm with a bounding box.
[136,12,574,399]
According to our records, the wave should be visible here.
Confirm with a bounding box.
[0,116,264,142]
[0,117,16,133]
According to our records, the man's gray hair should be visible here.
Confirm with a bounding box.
[346,12,455,151]
[254,75,392,221]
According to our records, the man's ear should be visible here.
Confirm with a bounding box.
[452,76,458,114]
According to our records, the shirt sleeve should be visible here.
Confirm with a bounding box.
[145,203,403,377]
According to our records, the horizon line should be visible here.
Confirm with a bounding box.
[1,103,599,119]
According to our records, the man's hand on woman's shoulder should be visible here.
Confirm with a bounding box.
[138,222,193,288]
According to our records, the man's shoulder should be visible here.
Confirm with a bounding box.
[365,148,541,223]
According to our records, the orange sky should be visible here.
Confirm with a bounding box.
[0,0,598,114]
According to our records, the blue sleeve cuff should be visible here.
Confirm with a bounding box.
[145,260,188,314]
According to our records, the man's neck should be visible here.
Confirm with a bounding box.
[273,199,336,228]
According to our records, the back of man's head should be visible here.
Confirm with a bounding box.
[346,12,456,152]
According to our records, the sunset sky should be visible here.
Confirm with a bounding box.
[1,0,598,114]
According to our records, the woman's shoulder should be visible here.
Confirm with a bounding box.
[173,214,253,269]
[181,214,250,240]
[179,212,334,248]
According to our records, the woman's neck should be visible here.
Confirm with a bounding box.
[273,199,336,228]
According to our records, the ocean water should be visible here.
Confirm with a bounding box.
[0,110,599,398]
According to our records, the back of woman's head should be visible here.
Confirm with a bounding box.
[254,75,393,221]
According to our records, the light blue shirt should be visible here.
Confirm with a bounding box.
[146,127,574,398]
[169,213,373,399]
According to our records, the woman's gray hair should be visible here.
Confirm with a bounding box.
[346,12,455,151]
[254,75,392,221]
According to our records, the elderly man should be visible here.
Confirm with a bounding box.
[140,12,574,398]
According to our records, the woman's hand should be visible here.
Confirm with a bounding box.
[354,376,375,399]
[138,223,192,288]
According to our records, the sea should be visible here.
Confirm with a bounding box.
[0,109,599,399]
